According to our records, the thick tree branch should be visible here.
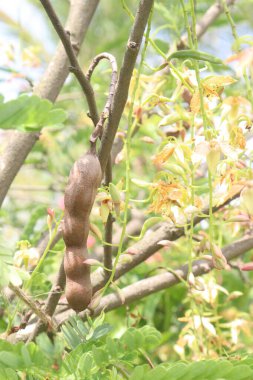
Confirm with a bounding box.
[62,234,253,322]
[98,0,154,172]
[0,0,99,208]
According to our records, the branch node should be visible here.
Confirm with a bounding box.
[128,41,139,50]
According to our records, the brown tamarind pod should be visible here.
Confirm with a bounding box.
[64,248,92,312]
[63,150,102,246]
[63,149,102,312]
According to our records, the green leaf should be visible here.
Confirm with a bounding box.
[146,366,168,380]
[121,328,144,351]
[129,217,163,241]
[0,94,67,132]
[77,352,96,377]
[92,324,112,340]
[229,365,253,379]
[0,351,22,369]
[168,49,224,64]
[0,368,19,380]
[165,363,189,380]
[36,333,56,359]
[106,337,120,359]
[92,347,109,367]
[129,365,150,380]
[140,325,162,349]
[21,345,32,368]
[131,178,153,188]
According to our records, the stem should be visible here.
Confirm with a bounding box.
[103,157,113,277]
[180,1,196,279]
[28,217,63,288]
[180,0,193,49]
[6,217,62,333]
[86,53,118,143]
[221,0,239,42]
[189,0,214,247]
[243,68,253,105]
[9,283,57,332]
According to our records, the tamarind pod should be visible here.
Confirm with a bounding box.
[63,150,102,312]
[64,152,102,217]
[64,247,87,278]
[63,214,89,247]
[65,276,92,312]
[64,248,92,312]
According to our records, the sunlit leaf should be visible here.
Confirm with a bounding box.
[0,94,67,131]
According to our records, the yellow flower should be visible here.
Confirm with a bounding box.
[14,247,39,269]
[152,143,175,165]
[190,76,236,114]
[149,181,186,217]
[229,125,246,149]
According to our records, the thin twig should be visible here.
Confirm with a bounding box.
[103,156,113,277]
[86,53,118,144]
[9,283,57,333]
[39,0,99,125]
[28,258,66,341]
[36,228,63,263]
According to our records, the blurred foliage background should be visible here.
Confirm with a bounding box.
[1,0,253,369]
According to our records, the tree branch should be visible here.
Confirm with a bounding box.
[91,186,243,293]
[9,283,57,333]
[98,0,154,172]
[87,53,118,144]
[63,234,253,322]
[28,258,66,342]
[0,0,99,208]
